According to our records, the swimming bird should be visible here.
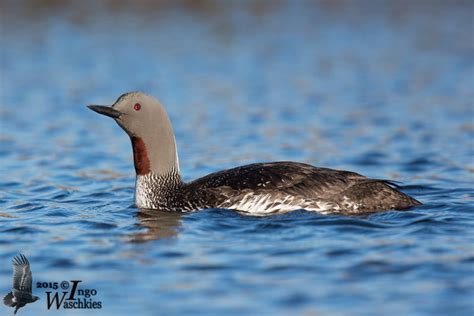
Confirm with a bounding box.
[3,254,39,315]
[88,92,421,215]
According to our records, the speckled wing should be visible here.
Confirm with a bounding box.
[186,162,365,205]
[12,254,33,294]
[185,161,419,213]
[189,162,362,192]
[336,179,421,211]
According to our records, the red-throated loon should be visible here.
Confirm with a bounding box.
[88,92,421,215]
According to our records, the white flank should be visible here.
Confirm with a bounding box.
[341,196,361,211]
[221,193,338,215]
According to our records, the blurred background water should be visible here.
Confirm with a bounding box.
[1,1,473,315]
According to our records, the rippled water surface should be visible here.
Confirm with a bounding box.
[1,1,473,315]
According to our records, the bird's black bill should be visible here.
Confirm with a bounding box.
[87,105,122,119]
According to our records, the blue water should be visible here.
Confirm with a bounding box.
[1,1,473,315]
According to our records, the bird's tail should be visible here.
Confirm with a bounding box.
[3,291,15,307]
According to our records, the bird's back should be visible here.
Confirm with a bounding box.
[183,161,420,214]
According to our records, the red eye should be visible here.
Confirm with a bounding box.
[134,103,141,111]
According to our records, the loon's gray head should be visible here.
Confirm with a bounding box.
[88,92,179,176]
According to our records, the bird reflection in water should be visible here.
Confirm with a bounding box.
[129,209,183,242]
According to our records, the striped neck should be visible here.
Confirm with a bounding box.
[134,170,183,210]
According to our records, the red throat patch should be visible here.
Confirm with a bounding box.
[131,137,151,175]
